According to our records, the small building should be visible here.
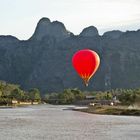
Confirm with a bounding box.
[85,95,96,100]
[12,100,18,104]
[12,100,39,105]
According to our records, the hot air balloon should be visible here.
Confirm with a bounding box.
[72,49,100,86]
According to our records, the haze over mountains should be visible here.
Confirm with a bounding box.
[0,17,140,93]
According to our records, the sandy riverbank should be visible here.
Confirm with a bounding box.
[73,105,140,116]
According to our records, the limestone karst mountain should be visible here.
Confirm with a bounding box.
[0,17,140,93]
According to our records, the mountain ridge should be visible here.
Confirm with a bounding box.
[0,17,140,93]
[1,17,140,41]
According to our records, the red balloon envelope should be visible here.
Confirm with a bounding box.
[72,49,100,86]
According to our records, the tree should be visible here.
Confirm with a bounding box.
[95,91,112,100]
[10,88,24,101]
[118,89,136,105]
[71,88,85,100]
[46,93,59,104]
[28,88,41,103]
[46,88,85,104]
[59,89,75,104]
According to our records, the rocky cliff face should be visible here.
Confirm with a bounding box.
[80,26,99,37]
[30,18,72,41]
[0,17,140,93]
[103,30,123,39]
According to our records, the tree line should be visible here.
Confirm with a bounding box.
[45,88,140,106]
[0,81,41,105]
[45,88,85,104]
[0,80,140,106]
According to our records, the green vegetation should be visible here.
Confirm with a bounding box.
[95,91,113,100]
[74,106,140,116]
[71,89,140,116]
[91,88,140,106]
[117,89,140,106]
[0,80,140,108]
[45,88,140,107]
[28,88,41,104]
[0,81,41,105]
[45,88,85,104]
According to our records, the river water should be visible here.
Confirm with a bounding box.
[0,105,139,140]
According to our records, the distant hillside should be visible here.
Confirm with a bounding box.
[0,17,140,93]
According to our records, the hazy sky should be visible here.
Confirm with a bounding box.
[0,0,140,40]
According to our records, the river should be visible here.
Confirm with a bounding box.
[0,105,139,140]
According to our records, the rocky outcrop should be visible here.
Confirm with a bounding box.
[103,30,123,39]
[30,17,71,41]
[0,17,140,93]
[80,26,99,37]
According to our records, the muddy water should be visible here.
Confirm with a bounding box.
[0,105,139,140]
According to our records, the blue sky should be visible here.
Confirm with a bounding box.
[0,0,140,40]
